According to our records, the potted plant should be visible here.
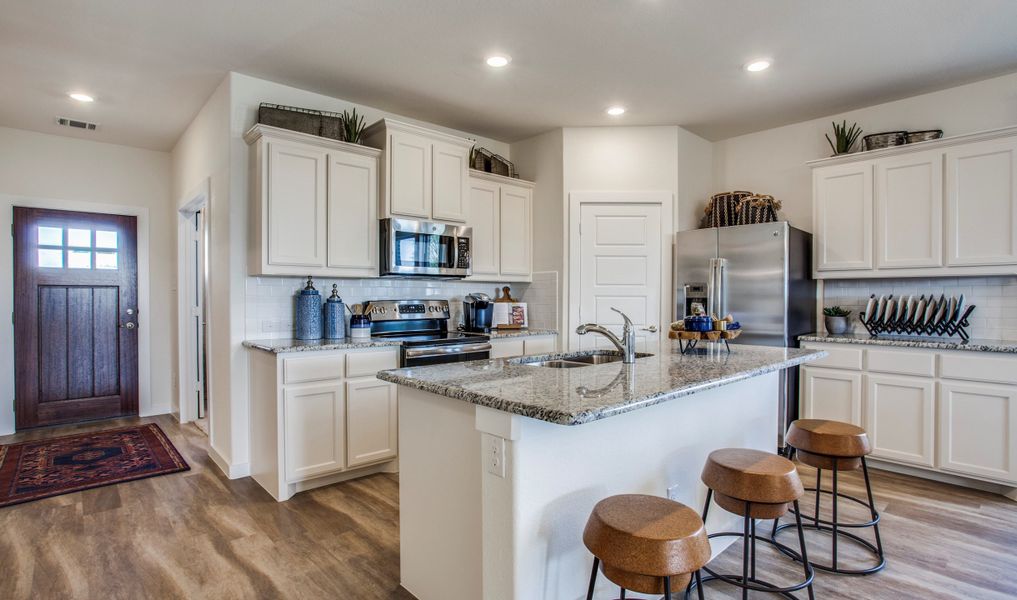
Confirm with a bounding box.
[340,108,366,144]
[825,121,863,156]
[823,306,852,334]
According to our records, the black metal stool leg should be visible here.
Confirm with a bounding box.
[664,576,672,600]
[814,468,822,522]
[750,518,758,581]
[741,502,750,600]
[792,500,816,600]
[832,458,839,571]
[862,457,886,561]
[619,587,626,599]
[694,570,704,600]
[586,557,599,600]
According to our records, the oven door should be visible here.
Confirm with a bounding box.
[402,342,492,367]
[382,218,472,277]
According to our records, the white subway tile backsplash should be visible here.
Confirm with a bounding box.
[823,275,1017,341]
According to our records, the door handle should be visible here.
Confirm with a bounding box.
[641,326,658,333]
[120,322,137,330]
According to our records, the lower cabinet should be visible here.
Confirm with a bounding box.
[346,377,398,468]
[865,374,935,467]
[284,383,346,482]
[938,381,1017,483]
[800,342,1017,487]
[802,367,862,426]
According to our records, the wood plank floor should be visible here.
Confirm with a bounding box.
[1,415,1015,599]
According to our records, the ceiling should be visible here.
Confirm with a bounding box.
[3,0,1017,151]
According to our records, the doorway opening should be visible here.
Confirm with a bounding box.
[177,184,210,433]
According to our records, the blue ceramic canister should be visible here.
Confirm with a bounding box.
[295,276,323,340]
[324,284,346,339]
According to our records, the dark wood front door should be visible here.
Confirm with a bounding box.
[13,207,139,429]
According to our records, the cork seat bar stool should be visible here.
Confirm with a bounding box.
[770,419,886,575]
[583,494,711,600]
[689,448,816,600]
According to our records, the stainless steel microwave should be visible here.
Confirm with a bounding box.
[380,218,472,278]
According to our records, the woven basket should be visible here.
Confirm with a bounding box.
[259,103,322,136]
[735,195,782,225]
[704,191,751,228]
[863,131,907,151]
[906,130,943,144]
[490,153,515,177]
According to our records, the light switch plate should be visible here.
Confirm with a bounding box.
[667,484,681,501]
[485,434,506,478]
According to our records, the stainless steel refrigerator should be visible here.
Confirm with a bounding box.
[674,222,815,450]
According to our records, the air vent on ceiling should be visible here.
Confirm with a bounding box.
[56,116,99,131]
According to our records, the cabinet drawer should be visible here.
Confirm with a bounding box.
[284,354,345,384]
[866,349,936,377]
[940,353,1017,385]
[346,349,399,378]
[802,344,863,370]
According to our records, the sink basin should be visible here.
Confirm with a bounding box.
[520,352,653,368]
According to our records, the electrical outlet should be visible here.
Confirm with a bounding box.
[667,484,681,501]
[485,434,506,478]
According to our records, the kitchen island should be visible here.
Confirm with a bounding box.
[377,344,824,600]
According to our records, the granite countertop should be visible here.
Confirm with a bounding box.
[242,338,403,353]
[799,332,1017,354]
[377,345,825,426]
[488,328,558,339]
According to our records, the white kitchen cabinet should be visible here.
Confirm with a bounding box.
[490,338,525,358]
[489,334,557,359]
[865,373,935,467]
[363,119,473,223]
[468,178,500,277]
[266,140,328,268]
[466,171,535,282]
[945,137,1017,266]
[245,124,382,277]
[284,383,345,482]
[523,335,557,355]
[938,380,1017,484]
[809,126,1017,279]
[346,377,398,468]
[801,367,863,425]
[813,162,873,272]
[875,150,943,269]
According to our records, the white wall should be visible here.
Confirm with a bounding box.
[0,127,173,435]
[713,71,1017,232]
[170,77,235,471]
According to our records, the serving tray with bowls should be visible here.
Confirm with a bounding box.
[669,315,743,354]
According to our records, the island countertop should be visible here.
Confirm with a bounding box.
[377,345,825,425]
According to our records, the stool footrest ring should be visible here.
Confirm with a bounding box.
[771,522,887,575]
[686,531,815,596]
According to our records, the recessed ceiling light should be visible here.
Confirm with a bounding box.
[68,92,95,102]
[486,55,511,68]
[606,106,626,116]
[744,60,771,72]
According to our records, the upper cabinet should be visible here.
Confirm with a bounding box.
[362,119,472,223]
[466,170,534,282]
[246,124,381,278]
[810,126,1017,279]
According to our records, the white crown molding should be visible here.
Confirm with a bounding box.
[807,124,1017,168]
[468,169,534,188]
[243,123,382,158]
[361,117,474,148]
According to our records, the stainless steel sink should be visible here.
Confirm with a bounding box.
[520,352,653,368]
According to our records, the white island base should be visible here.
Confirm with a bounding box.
[398,371,779,600]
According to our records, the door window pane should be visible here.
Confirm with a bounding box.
[38,248,63,268]
[67,249,91,269]
[38,226,63,246]
[95,230,118,249]
[95,251,118,270]
[67,228,91,247]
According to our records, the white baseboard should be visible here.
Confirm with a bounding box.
[140,404,173,417]
[208,444,251,479]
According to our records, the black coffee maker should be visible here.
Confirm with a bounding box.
[462,293,494,333]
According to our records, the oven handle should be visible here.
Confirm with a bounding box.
[404,342,492,359]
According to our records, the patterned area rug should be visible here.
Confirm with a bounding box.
[0,423,189,508]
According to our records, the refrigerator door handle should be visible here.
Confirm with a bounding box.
[707,258,728,317]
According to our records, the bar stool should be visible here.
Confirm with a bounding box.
[583,494,711,599]
[771,419,886,575]
[692,448,815,599]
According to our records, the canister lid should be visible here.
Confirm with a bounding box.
[301,276,319,295]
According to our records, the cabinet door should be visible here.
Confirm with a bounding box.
[267,141,328,267]
[945,138,1017,266]
[346,377,398,468]
[284,383,345,482]
[938,381,1017,484]
[432,141,469,222]
[490,338,524,359]
[875,151,943,269]
[865,374,935,467]
[801,367,862,426]
[499,184,532,277]
[389,130,431,218]
[813,163,873,272]
[468,178,500,277]
[523,335,557,355]
[327,150,378,274]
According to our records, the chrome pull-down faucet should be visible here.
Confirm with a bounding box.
[575,307,637,364]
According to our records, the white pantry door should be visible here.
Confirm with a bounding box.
[576,203,661,352]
